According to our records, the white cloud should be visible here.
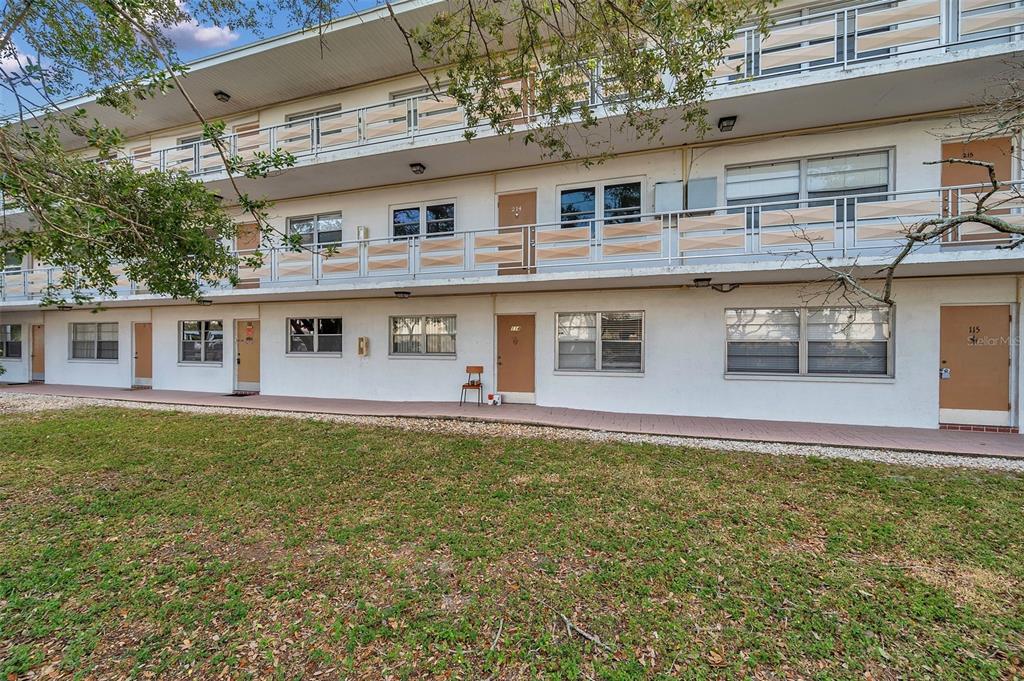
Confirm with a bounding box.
[0,48,38,77]
[161,18,240,52]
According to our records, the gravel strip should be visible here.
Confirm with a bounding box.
[2,392,1023,473]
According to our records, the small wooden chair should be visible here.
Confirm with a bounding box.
[460,365,484,406]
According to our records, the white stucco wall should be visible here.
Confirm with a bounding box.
[15,275,1021,428]
[0,310,43,383]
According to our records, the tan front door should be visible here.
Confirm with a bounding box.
[30,324,44,381]
[497,191,537,275]
[133,322,152,386]
[496,314,536,394]
[939,305,1011,426]
[941,137,1014,243]
[235,320,260,392]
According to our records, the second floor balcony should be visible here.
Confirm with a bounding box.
[3,180,1022,304]
[112,0,1023,181]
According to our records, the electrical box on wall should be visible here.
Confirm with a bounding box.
[357,225,370,241]
[653,180,684,213]
[686,177,718,211]
[357,336,370,357]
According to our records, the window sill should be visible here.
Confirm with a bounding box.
[0,357,24,362]
[387,354,457,360]
[553,370,644,377]
[68,358,119,364]
[723,373,894,384]
[177,362,224,367]
[285,352,343,358]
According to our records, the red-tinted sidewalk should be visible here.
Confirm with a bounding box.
[2,382,1022,459]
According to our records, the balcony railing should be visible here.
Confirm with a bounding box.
[110,0,1023,178]
[2,181,1021,302]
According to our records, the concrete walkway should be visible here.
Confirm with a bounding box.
[2,382,1023,459]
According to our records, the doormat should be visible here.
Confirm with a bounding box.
[226,391,260,397]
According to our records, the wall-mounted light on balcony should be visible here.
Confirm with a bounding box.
[409,163,427,175]
[693,277,712,288]
[197,298,214,306]
[394,290,412,299]
[717,116,737,133]
[213,90,231,103]
[711,282,740,293]
[56,304,73,311]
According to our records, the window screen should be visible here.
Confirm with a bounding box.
[807,307,890,375]
[726,308,801,373]
[71,322,118,360]
[0,324,21,358]
[556,312,643,372]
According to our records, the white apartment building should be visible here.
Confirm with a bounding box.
[1,0,1023,430]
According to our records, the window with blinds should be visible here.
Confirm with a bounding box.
[390,315,456,356]
[807,308,890,375]
[556,311,643,372]
[726,307,891,376]
[726,308,801,373]
[70,322,118,360]
[726,151,891,207]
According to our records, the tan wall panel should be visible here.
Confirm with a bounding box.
[474,249,523,264]
[857,22,940,51]
[679,212,746,231]
[419,236,465,253]
[761,227,834,246]
[961,9,1024,35]
[420,254,465,268]
[368,256,409,271]
[602,221,662,238]
[680,234,745,251]
[367,242,409,257]
[536,245,590,260]
[761,19,836,49]
[602,240,663,256]
[857,198,940,219]
[857,0,940,30]
[760,206,835,226]
[536,226,590,243]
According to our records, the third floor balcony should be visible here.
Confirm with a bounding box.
[111,0,1022,188]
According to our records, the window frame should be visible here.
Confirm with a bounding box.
[286,212,344,248]
[724,306,894,378]
[554,310,645,374]
[0,324,22,359]
[68,322,119,362]
[285,317,344,355]
[724,148,895,206]
[178,320,225,365]
[388,314,457,357]
[557,177,645,230]
[389,200,457,239]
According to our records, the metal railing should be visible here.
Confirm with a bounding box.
[107,0,1022,178]
[3,181,1021,301]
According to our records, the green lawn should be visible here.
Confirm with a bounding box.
[0,408,1022,679]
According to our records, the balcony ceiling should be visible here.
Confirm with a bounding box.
[63,0,450,144]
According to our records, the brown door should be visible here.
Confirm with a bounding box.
[235,320,260,391]
[941,137,1014,243]
[939,305,1011,418]
[497,192,537,275]
[133,322,152,385]
[30,324,44,381]
[496,314,536,393]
